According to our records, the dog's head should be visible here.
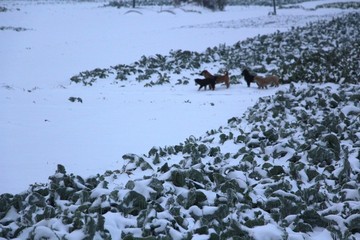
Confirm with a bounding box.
[241,69,249,76]
[200,70,207,75]
[242,69,255,87]
[200,70,212,78]
[242,69,255,80]
[194,79,202,85]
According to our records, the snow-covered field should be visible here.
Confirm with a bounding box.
[1,1,360,239]
[0,0,355,195]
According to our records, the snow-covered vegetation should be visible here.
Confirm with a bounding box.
[1,0,360,239]
[70,12,359,86]
[2,82,359,239]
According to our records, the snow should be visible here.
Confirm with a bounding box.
[168,227,184,240]
[0,0,355,200]
[32,226,58,240]
[247,223,284,240]
[341,105,360,115]
[308,228,333,240]
[0,206,19,223]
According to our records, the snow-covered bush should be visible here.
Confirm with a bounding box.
[1,83,359,239]
[316,1,360,9]
[0,6,8,12]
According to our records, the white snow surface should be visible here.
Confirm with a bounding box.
[0,0,355,195]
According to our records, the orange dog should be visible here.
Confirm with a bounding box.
[200,70,230,88]
[254,75,279,89]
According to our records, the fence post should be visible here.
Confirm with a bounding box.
[273,0,277,15]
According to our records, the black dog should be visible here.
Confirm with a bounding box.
[241,69,256,87]
[195,78,216,91]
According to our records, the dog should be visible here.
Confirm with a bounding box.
[195,78,216,91]
[254,75,280,89]
[241,69,256,87]
[200,70,230,88]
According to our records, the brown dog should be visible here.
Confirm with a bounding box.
[254,75,279,89]
[200,70,230,88]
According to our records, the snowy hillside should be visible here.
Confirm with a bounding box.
[1,0,360,239]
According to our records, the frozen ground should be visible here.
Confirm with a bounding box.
[0,0,355,194]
